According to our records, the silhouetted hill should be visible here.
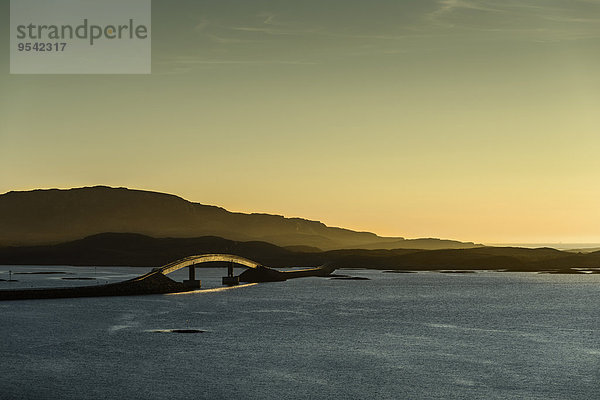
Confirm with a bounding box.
[566,247,600,254]
[0,233,598,271]
[0,233,295,267]
[0,186,480,250]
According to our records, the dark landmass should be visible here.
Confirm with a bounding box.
[0,233,303,267]
[538,268,600,274]
[383,270,417,273]
[565,247,600,254]
[437,270,477,274]
[330,276,371,280]
[0,232,599,272]
[0,186,479,251]
[239,265,335,282]
[283,245,323,253]
[14,271,71,275]
[61,277,96,280]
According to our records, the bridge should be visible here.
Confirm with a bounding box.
[152,254,264,287]
[0,254,335,301]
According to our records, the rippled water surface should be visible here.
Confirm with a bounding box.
[1,267,599,399]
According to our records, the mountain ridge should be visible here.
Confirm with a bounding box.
[0,186,480,250]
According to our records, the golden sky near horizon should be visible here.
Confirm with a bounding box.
[1,0,600,243]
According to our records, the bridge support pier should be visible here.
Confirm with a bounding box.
[184,265,201,289]
[222,262,239,286]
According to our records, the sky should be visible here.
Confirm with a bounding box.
[1,0,600,244]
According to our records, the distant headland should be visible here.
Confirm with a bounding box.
[0,232,599,273]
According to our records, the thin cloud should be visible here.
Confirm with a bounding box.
[428,0,504,21]
[230,25,320,36]
[425,0,600,40]
[261,13,276,25]
[207,34,261,44]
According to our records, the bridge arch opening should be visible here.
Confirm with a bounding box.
[154,254,264,288]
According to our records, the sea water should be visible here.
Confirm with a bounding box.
[0,267,599,399]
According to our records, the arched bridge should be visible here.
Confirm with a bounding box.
[0,254,335,301]
[145,254,267,286]
[139,253,335,287]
